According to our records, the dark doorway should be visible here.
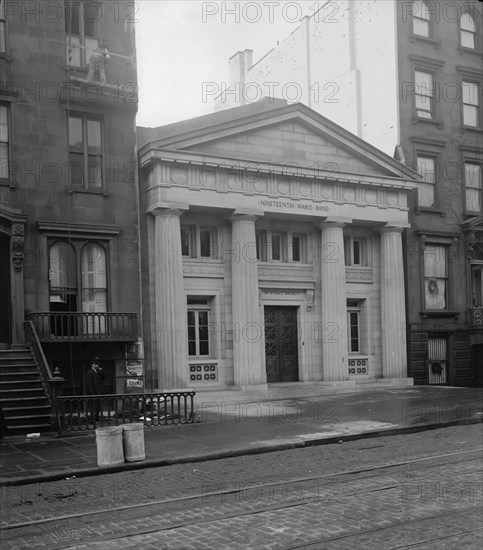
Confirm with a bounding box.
[264,306,299,383]
[471,344,483,387]
[0,233,11,346]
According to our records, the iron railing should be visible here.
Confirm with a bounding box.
[470,307,483,328]
[24,320,53,406]
[56,391,196,435]
[26,312,138,342]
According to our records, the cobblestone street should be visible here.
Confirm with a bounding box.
[1,424,482,549]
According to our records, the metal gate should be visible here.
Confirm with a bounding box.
[428,337,447,384]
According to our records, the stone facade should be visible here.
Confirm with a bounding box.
[138,101,416,391]
[0,1,142,393]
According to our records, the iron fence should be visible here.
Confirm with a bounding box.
[56,391,196,435]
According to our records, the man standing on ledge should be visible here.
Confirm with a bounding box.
[87,44,110,83]
[86,357,105,422]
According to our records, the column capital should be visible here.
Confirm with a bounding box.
[229,208,263,223]
[378,224,409,234]
[149,204,189,218]
[316,217,352,230]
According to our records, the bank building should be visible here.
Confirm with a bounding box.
[138,100,418,397]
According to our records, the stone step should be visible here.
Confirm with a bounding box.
[190,379,414,407]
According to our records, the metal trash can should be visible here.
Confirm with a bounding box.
[122,423,145,462]
[95,426,124,467]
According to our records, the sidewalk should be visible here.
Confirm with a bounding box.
[1,386,482,486]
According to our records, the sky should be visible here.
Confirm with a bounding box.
[135,1,315,128]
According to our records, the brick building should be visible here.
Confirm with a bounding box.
[215,0,483,386]
[0,0,142,431]
[138,99,417,394]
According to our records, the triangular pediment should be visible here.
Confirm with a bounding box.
[138,102,416,181]
[186,120,389,177]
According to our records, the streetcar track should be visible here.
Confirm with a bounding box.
[2,448,481,532]
[286,510,483,550]
[26,497,483,550]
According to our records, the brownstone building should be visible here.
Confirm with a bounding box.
[397,1,483,387]
[0,1,141,432]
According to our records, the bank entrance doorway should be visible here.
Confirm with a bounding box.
[264,306,299,383]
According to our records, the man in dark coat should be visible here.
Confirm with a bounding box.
[86,358,105,421]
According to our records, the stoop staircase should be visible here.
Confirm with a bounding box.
[0,348,52,435]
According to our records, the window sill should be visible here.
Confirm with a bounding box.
[67,187,108,197]
[412,117,444,129]
[409,34,441,48]
[460,125,483,134]
[0,180,16,189]
[420,310,460,320]
[458,47,483,56]
[415,207,446,217]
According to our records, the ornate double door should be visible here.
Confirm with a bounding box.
[264,306,299,383]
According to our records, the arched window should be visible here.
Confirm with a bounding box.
[81,243,107,313]
[49,240,108,313]
[461,13,476,49]
[49,241,77,310]
[413,0,431,37]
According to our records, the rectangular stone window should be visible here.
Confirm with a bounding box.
[272,233,282,261]
[424,244,447,310]
[68,113,103,189]
[465,163,481,212]
[412,1,431,38]
[0,103,9,181]
[347,301,361,353]
[180,226,193,257]
[344,236,367,266]
[181,225,216,259]
[460,13,476,49]
[471,265,483,307]
[291,234,307,262]
[187,297,211,357]
[415,70,434,119]
[65,0,100,67]
[200,228,212,258]
[0,1,6,54]
[462,81,480,127]
[417,156,436,208]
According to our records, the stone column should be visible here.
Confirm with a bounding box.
[380,226,407,378]
[230,213,265,386]
[151,208,188,389]
[318,220,349,381]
